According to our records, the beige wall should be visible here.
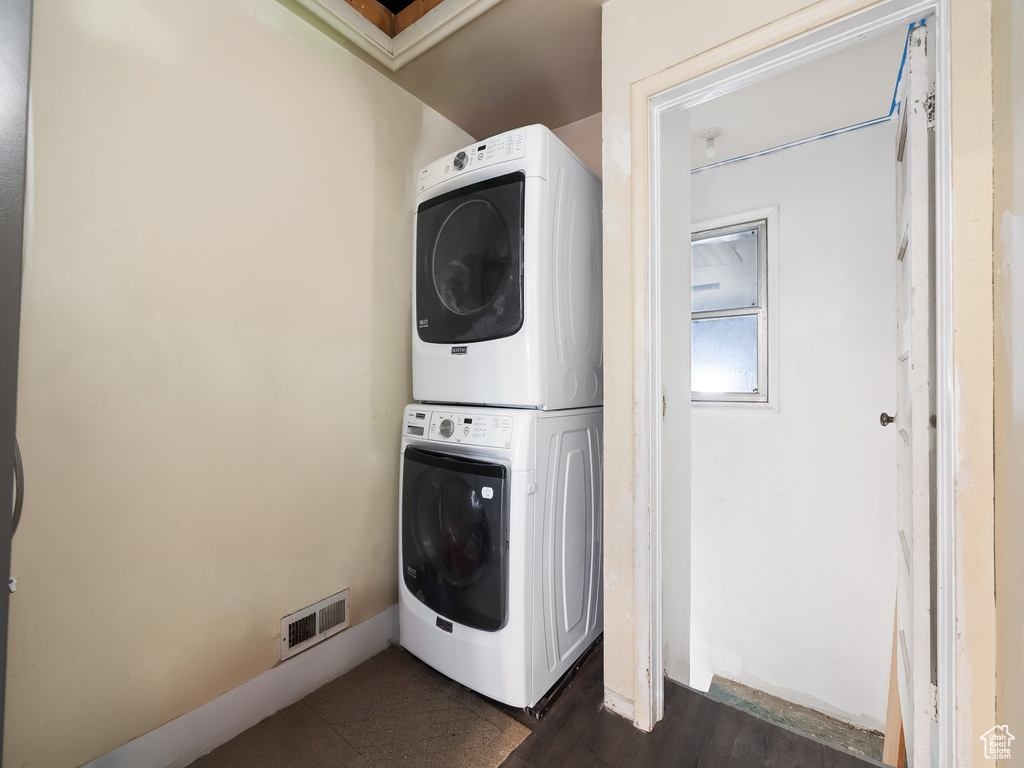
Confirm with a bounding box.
[553,113,602,178]
[949,4,997,763]
[7,2,469,766]
[994,0,1024,763]
[601,0,996,760]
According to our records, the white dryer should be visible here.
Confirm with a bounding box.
[398,403,603,708]
[412,125,602,410]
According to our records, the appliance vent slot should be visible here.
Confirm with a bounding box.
[281,588,351,660]
[288,613,317,649]
[319,599,347,633]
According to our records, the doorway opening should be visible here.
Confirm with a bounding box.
[685,22,918,764]
[632,1,955,766]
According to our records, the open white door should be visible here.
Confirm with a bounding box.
[659,107,691,693]
[892,23,937,768]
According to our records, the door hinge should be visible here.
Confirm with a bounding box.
[931,683,939,721]
[925,89,936,129]
[662,394,667,419]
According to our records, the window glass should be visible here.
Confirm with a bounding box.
[691,310,759,395]
[691,227,759,313]
[433,200,511,316]
[690,218,767,402]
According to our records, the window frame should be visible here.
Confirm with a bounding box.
[690,218,769,404]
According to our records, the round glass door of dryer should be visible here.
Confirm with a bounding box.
[415,172,525,345]
[401,447,508,632]
[433,200,509,316]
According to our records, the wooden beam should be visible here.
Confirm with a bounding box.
[393,0,446,35]
[882,604,905,767]
[344,0,394,36]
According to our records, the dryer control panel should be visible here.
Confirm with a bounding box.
[404,409,513,449]
[417,128,527,195]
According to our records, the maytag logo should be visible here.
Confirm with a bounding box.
[451,346,468,355]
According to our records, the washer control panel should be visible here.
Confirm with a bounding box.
[404,409,513,449]
[417,128,527,195]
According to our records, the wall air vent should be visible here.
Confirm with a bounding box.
[281,588,350,661]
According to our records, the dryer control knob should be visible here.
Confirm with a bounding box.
[453,151,468,170]
[439,418,454,438]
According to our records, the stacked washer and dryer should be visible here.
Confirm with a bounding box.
[398,125,604,710]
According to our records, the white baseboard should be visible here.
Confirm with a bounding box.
[603,687,635,721]
[85,604,399,768]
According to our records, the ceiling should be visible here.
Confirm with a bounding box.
[286,0,603,140]
[287,0,905,156]
[689,24,910,168]
[390,0,602,139]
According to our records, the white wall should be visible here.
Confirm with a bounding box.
[7,2,470,766]
[689,123,897,730]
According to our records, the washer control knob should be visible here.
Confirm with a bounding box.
[439,418,454,438]
[453,151,468,170]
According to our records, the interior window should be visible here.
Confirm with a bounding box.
[690,220,768,402]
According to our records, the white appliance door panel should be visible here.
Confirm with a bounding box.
[538,419,603,673]
[413,176,547,407]
[399,458,534,707]
[547,141,604,409]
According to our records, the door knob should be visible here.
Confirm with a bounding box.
[880,412,896,427]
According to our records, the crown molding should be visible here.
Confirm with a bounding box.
[295,0,505,71]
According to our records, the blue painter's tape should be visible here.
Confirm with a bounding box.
[890,19,927,117]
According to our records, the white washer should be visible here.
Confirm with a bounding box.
[412,124,602,410]
[398,403,603,708]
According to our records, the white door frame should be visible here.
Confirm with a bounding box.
[631,1,955,764]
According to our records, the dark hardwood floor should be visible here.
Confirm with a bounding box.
[500,647,885,768]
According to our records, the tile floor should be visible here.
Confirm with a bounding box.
[188,645,529,768]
